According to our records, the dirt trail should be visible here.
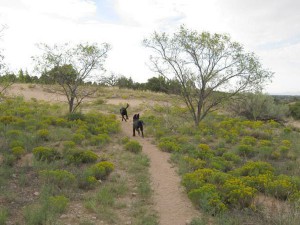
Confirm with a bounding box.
[121,121,199,225]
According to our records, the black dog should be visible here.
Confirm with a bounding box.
[133,113,144,138]
[120,103,129,121]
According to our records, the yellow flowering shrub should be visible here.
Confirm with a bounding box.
[188,184,227,214]
[242,173,274,192]
[11,146,26,159]
[222,178,257,208]
[48,195,69,213]
[265,175,297,200]
[33,146,61,162]
[232,161,274,177]
[241,136,257,145]
[183,156,206,171]
[182,168,216,192]
[194,144,214,159]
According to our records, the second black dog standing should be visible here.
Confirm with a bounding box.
[120,103,129,121]
[133,113,144,138]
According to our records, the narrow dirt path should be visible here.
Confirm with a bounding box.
[120,121,200,225]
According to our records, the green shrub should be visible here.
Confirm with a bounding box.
[242,173,273,192]
[52,118,68,126]
[279,145,290,157]
[158,137,180,152]
[37,129,50,141]
[121,136,130,144]
[0,115,17,124]
[24,204,46,225]
[72,133,85,144]
[33,146,61,162]
[209,156,233,172]
[3,154,17,166]
[271,150,281,160]
[258,139,272,147]
[183,156,206,171]
[266,175,297,200]
[66,112,85,121]
[6,129,22,138]
[182,168,216,192]
[236,144,256,157]
[194,144,214,159]
[88,161,115,180]
[283,127,292,134]
[215,147,227,156]
[78,174,98,190]
[9,140,24,149]
[222,178,257,208]
[222,152,242,164]
[288,191,300,202]
[48,195,69,213]
[281,140,292,147]
[39,169,76,189]
[207,171,233,186]
[289,101,300,120]
[241,136,257,145]
[124,140,142,153]
[188,184,227,214]
[89,133,110,146]
[11,146,26,159]
[62,141,76,150]
[66,149,98,164]
[232,161,274,177]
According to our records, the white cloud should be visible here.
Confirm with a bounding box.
[21,0,97,20]
[0,0,299,94]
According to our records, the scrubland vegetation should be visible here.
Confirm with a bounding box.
[1,24,300,225]
[0,95,157,225]
[140,101,300,224]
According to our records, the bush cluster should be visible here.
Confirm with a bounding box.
[33,146,61,162]
[124,140,142,153]
[65,149,98,164]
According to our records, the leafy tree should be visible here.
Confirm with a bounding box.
[143,25,273,126]
[17,69,32,83]
[117,76,134,89]
[228,92,289,121]
[100,72,119,86]
[146,76,168,93]
[32,42,111,112]
[0,25,14,95]
[289,101,300,120]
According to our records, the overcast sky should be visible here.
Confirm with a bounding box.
[0,0,299,94]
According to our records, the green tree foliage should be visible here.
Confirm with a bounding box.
[32,42,111,112]
[144,25,273,125]
[0,26,15,95]
[146,75,181,94]
[228,92,289,121]
[289,101,300,120]
[146,76,169,92]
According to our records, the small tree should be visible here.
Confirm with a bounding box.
[32,42,111,112]
[0,25,14,95]
[100,72,119,86]
[146,76,169,93]
[144,25,273,126]
[228,92,289,121]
